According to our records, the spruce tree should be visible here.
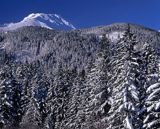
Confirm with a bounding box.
[108,25,142,129]
[143,44,160,129]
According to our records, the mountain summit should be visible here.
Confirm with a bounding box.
[0,13,76,31]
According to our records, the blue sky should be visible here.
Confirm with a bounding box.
[0,0,160,30]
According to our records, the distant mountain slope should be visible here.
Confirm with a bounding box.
[0,23,159,65]
[0,13,76,31]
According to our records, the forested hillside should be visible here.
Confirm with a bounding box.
[0,23,160,129]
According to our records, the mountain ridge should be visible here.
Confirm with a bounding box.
[0,13,76,31]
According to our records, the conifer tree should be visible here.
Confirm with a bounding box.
[108,25,142,129]
[143,44,160,129]
[77,35,111,129]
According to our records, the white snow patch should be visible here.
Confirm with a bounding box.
[106,31,124,42]
[125,116,134,129]
[155,102,160,110]
[147,88,160,100]
[147,83,160,93]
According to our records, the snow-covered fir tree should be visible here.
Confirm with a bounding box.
[143,44,160,129]
[79,35,111,129]
[0,64,27,129]
[20,94,40,129]
[59,68,80,129]
[33,73,50,128]
[66,69,87,129]
[44,67,75,129]
[108,25,143,129]
[0,65,13,128]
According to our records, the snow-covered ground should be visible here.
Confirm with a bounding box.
[99,31,124,42]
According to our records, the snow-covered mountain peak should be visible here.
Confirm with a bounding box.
[23,13,58,22]
[0,13,76,31]
[22,13,43,21]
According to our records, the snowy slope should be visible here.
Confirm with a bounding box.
[0,13,76,31]
[0,23,160,129]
